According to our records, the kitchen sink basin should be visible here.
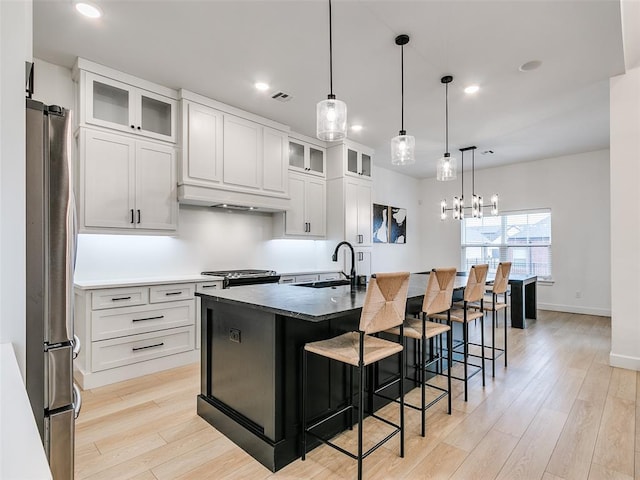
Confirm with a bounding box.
[293,279,351,288]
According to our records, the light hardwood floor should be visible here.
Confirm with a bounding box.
[75,311,639,480]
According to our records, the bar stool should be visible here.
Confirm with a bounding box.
[479,262,512,377]
[301,272,410,480]
[432,264,489,402]
[384,267,456,437]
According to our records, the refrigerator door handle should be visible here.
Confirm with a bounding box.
[72,383,82,419]
[72,334,81,359]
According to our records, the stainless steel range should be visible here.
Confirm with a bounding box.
[201,269,281,288]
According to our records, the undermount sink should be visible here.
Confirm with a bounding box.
[293,279,351,288]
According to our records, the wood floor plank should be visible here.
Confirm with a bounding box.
[542,473,566,480]
[495,408,568,480]
[592,396,636,477]
[404,441,468,479]
[588,463,634,480]
[546,399,604,480]
[449,429,520,480]
[608,368,637,402]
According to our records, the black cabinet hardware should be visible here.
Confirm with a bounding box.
[130,209,134,223]
[137,209,141,224]
[132,342,164,352]
[202,285,218,289]
[111,296,131,301]
[132,315,164,323]
[165,291,181,296]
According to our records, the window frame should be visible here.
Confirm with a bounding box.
[460,208,552,280]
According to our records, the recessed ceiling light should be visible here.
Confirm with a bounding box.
[254,82,269,92]
[519,60,542,72]
[464,85,480,94]
[350,124,363,132]
[74,2,102,18]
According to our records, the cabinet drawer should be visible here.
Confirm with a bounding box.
[91,287,148,310]
[295,274,319,283]
[91,326,194,372]
[91,300,194,341]
[149,283,195,303]
[196,281,223,294]
[319,273,341,281]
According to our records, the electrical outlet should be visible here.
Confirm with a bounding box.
[575,291,582,299]
[229,328,241,343]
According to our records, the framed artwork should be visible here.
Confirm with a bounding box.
[372,204,407,244]
[372,203,388,243]
[388,206,406,244]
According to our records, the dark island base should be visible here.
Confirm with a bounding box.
[197,395,296,472]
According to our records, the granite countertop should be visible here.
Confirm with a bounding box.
[197,273,431,322]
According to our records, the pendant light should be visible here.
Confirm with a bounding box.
[316,0,347,142]
[440,146,499,220]
[391,34,415,165]
[436,75,457,181]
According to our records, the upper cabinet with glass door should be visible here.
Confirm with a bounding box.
[74,59,178,144]
[288,133,326,178]
[326,139,374,181]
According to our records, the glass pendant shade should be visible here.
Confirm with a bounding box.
[317,97,347,142]
[391,132,415,165]
[437,154,457,181]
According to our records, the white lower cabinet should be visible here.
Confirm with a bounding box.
[74,280,199,389]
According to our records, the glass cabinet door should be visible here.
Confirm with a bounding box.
[308,147,324,174]
[87,73,134,132]
[360,153,372,177]
[347,148,359,175]
[288,141,305,170]
[139,92,173,137]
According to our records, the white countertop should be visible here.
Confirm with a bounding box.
[0,343,52,480]
[74,274,224,290]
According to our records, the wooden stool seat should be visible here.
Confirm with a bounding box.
[387,317,451,340]
[432,308,484,323]
[305,332,403,367]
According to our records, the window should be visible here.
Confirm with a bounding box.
[461,209,552,280]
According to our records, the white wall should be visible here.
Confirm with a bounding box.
[610,66,640,371]
[371,166,423,273]
[1,0,32,376]
[418,149,611,317]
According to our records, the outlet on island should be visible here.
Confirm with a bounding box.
[229,328,241,343]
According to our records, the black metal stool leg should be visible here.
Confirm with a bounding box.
[447,316,452,414]
[504,292,508,367]
[302,349,307,461]
[358,361,364,480]
[492,305,496,378]
[421,326,426,437]
[463,320,468,402]
[481,314,485,387]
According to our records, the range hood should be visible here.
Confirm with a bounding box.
[178,184,290,213]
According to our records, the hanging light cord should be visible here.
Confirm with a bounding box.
[461,149,464,199]
[400,42,405,132]
[328,0,334,97]
[445,81,449,154]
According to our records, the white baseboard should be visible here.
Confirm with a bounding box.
[537,303,611,317]
[74,350,199,389]
[609,353,640,371]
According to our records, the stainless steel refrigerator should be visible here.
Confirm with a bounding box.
[25,98,81,480]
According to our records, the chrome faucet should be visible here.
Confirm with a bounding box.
[332,241,357,290]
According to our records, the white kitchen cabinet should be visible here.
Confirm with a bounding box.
[180,100,223,185]
[288,135,326,177]
[79,128,177,233]
[326,139,373,180]
[344,178,372,246]
[355,248,372,278]
[275,172,325,238]
[178,91,290,208]
[80,70,177,143]
[74,279,199,389]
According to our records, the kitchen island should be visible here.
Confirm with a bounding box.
[197,275,431,471]
[196,273,536,471]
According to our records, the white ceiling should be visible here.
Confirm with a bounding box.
[33,0,625,179]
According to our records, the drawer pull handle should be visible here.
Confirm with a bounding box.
[132,342,164,352]
[165,291,182,296]
[132,315,164,323]
[112,296,132,301]
[202,285,218,289]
